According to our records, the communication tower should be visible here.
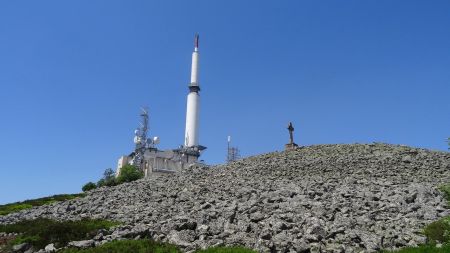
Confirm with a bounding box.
[226,136,241,163]
[131,107,157,170]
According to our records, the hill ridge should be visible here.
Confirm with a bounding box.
[1,143,449,252]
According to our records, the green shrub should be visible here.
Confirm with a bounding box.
[96,178,105,187]
[95,166,141,188]
[0,194,85,216]
[11,235,40,245]
[116,165,143,184]
[96,168,117,187]
[423,216,450,244]
[82,182,97,192]
[0,218,119,250]
[97,177,117,187]
[103,178,117,187]
[438,184,450,203]
[59,239,180,253]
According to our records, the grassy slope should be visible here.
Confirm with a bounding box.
[60,240,181,253]
[0,193,85,216]
[59,240,257,253]
[195,246,257,253]
[0,218,256,253]
[0,218,120,250]
[381,244,450,253]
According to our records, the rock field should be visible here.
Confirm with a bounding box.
[1,143,450,252]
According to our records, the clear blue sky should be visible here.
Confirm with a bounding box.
[0,0,449,204]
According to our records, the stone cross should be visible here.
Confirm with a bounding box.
[285,122,298,150]
[287,122,295,144]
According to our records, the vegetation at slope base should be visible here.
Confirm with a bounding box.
[380,244,450,253]
[60,240,180,253]
[195,246,257,253]
[59,240,257,253]
[0,193,85,216]
[0,218,120,250]
[0,219,256,253]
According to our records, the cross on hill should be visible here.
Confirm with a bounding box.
[285,122,299,150]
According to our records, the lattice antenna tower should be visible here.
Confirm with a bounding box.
[132,107,149,170]
[226,136,241,163]
[139,107,149,145]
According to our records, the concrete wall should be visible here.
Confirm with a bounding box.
[116,149,199,178]
[116,156,129,177]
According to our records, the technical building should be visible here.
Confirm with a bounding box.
[116,34,206,177]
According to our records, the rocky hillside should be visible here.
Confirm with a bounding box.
[1,143,450,252]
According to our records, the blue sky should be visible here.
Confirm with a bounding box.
[0,0,449,204]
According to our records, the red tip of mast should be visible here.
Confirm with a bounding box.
[194,34,199,48]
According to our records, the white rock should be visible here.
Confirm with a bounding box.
[44,243,56,252]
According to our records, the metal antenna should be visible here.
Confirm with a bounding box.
[226,135,241,163]
[132,107,150,171]
[140,107,149,141]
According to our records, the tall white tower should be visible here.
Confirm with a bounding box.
[184,34,201,148]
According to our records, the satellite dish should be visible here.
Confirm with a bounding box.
[134,129,139,135]
[153,136,160,145]
[134,136,141,144]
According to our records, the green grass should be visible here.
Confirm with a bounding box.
[60,240,181,253]
[0,193,85,216]
[195,246,257,253]
[0,218,119,250]
[0,204,33,216]
[381,244,450,253]
[58,240,256,253]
